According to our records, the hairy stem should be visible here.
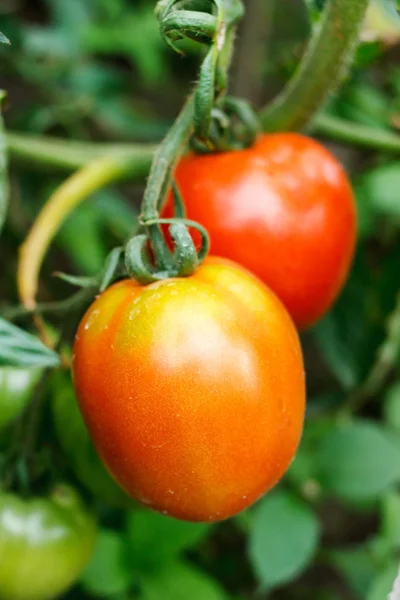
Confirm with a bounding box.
[260,0,369,132]
[140,95,195,269]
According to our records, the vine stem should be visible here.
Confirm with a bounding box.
[17,155,145,310]
[6,132,156,172]
[313,113,400,152]
[142,95,195,221]
[260,0,370,132]
[7,111,400,181]
[139,95,195,269]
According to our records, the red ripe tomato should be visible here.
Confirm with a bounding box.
[73,257,305,522]
[164,133,357,329]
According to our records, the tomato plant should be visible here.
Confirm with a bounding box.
[73,257,305,522]
[0,485,97,600]
[2,0,400,598]
[165,133,357,329]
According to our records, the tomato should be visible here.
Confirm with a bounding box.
[164,133,357,329]
[0,368,41,429]
[0,484,97,600]
[51,372,130,507]
[72,256,305,522]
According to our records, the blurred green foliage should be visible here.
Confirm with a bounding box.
[1,0,400,599]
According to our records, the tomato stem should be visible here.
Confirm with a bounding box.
[126,1,245,283]
[260,0,370,132]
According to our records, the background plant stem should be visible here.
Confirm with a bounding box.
[314,113,400,153]
[6,132,156,173]
[260,0,370,132]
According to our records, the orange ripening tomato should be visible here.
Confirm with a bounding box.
[73,257,305,522]
[163,133,357,329]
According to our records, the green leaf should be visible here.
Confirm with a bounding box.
[0,318,60,368]
[81,530,132,596]
[314,250,381,390]
[367,560,399,600]
[93,189,139,239]
[0,99,8,237]
[126,509,212,571]
[384,382,400,433]
[83,7,167,86]
[330,546,377,597]
[58,203,107,275]
[356,163,400,221]
[0,32,10,45]
[140,561,229,600]
[316,421,400,501]
[248,491,320,590]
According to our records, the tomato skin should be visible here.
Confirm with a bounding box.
[0,485,97,600]
[73,257,305,522]
[164,133,356,329]
[0,368,41,429]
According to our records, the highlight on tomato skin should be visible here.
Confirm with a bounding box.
[164,133,357,330]
[72,256,306,523]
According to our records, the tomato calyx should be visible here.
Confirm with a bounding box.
[192,96,261,154]
[125,179,210,285]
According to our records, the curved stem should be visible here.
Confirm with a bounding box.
[18,155,142,310]
[260,0,369,132]
[314,113,400,153]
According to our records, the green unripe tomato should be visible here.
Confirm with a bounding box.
[0,484,97,600]
[52,373,129,507]
[0,368,42,429]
